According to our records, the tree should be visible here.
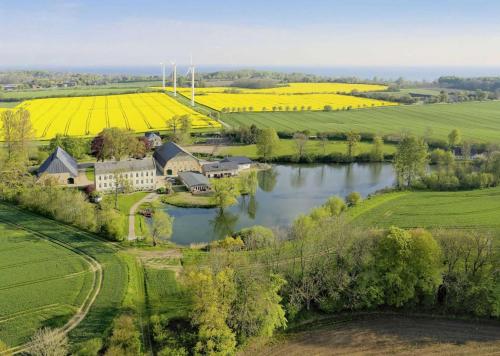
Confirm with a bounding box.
[324,196,346,216]
[105,315,141,356]
[346,131,361,158]
[317,132,328,155]
[183,267,237,355]
[148,209,174,246]
[180,115,192,144]
[1,108,34,162]
[167,115,184,134]
[393,135,428,188]
[448,129,462,148]
[256,128,280,162]
[91,127,135,161]
[293,132,308,159]
[374,227,441,307]
[211,178,239,211]
[112,169,132,210]
[28,328,68,356]
[49,134,89,159]
[370,136,384,162]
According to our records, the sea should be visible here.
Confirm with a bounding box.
[1,65,500,82]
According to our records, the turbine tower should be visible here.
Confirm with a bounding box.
[186,56,195,107]
[160,62,166,89]
[170,61,177,97]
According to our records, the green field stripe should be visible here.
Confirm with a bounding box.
[0,270,91,292]
[0,304,68,324]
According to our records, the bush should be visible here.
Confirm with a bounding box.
[345,191,362,206]
[74,338,103,356]
[237,225,275,249]
[105,315,141,356]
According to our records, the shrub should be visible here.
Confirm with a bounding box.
[237,225,275,249]
[345,191,362,206]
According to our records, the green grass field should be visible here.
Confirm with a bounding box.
[348,187,500,229]
[144,268,190,319]
[0,203,128,347]
[223,101,500,142]
[218,139,396,159]
[0,222,93,347]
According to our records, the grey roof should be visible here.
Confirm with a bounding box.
[179,171,210,187]
[202,161,239,172]
[145,132,161,140]
[221,156,253,165]
[38,146,78,177]
[95,158,155,175]
[153,142,198,168]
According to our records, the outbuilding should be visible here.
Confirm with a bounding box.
[202,161,239,178]
[37,146,81,185]
[153,142,202,176]
[221,156,253,171]
[178,171,211,194]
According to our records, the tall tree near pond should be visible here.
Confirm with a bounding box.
[448,128,462,148]
[211,178,239,211]
[293,132,308,159]
[148,209,174,246]
[256,128,280,162]
[370,135,384,162]
[394,135,428,188]
[346,131,361,159]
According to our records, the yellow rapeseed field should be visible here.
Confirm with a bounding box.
[157,82,388,94]
[189,93,397,112]
[5,93,220,140]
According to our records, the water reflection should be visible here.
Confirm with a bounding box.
[258,168,278,192]
[165,163,396,245]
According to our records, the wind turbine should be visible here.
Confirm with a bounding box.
[186,56,195,107]
[160,62,166,89]
[170,61,177,97]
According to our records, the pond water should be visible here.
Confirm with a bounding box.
[164,163,396,245]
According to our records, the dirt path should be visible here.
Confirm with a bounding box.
[0,219,103,356]
[128,192,158,241]
[245,314,500,356]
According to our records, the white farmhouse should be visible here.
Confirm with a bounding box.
[94,158,156,192]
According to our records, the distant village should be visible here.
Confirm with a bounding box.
[36,132,253,196]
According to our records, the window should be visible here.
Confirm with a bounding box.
[99,176,101,181]
[141,172,144,177]
[99,184,101,188]
[167,169,173,175]
[104,183,107,187]
[136,173,139,177]
[146,172,148,176]
[141,180,143,184]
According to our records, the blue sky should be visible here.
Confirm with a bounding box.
[1,0,500,67]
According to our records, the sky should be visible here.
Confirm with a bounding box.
[1,0,500,69]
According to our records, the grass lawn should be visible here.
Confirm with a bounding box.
[348,187,500,230]
[84,167,95,182]
[219,139,396,159]
[0,203,128,346]
[161,191,216,208]
[0,101,22,108]
[223,100,500,142]
[104,192,149,235]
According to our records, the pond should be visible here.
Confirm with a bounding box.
[164,163,396,245]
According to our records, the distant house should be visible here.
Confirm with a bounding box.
[145,132,162,148]
[37,146,81,185]
[94,158,156,192]
[179,171,211,194]
[202,161,239,178]
[221,156,253,171]
[153,142,202,176]
[2,84,18,91]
